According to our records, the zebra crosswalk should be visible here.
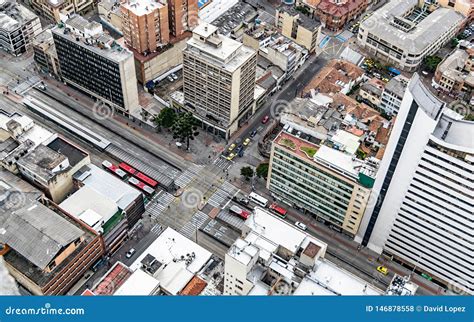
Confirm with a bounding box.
[150,223,164,235]
[207,181,239,208]
[179,211,209,239]
[213,157,233,171]
[146,191,175,220]
[174,164,204,189]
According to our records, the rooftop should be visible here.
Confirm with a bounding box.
[114,269,160,296]
[277,4,321,30]
[91,262,133,295]
[211,1,257,36]
[74,164,141,211]
[59,185,119,232]
[384,75,409,99]
[121,0,166,16]
[52,14,133,62]
[437,48,474,85]
[361,0,465,53]
[17,144,69,182]
[129,227,212,295]
[303,59,364,95]
[0,0,37,33]
[186,22,256,73]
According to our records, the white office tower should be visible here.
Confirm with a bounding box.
[356,74,473,295]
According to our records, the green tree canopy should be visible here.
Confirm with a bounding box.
[256,163,269,179]
[155,107,177,129]
[423,56,442,73]
[172,112,199,149]
[240,166,254,181]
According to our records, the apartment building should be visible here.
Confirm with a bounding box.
[275,4,322,53]
[31,0,94,22]
[379,75,409,116]
[356,74,473,295]
[168,0,198,37]
[358,78,385,108]
[358,0,465,71]
[182,22,257,139]
[243,27,309,80]
[298,0,368,31]
[121,0,170,54]
[434,47,474,96]
[0,170,104,295]
[52,15,139,115]
[32,29,61,78]
[0,1,41,56]
[224,207,383,295]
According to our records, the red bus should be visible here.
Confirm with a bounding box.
[128,177,155,196]
[119,162,137,176]
[102,160,126,179]
[230,205,250,220]
[269,203,287,218]
[135,172,158,188]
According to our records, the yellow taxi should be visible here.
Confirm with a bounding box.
[228,143,236,152]
[377,266,388,275]
[227,153,236,161]
[243,138,251,146]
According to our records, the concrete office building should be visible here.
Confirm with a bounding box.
[31,0,95,22]
[0,1,41,56]
[121,0,170,54]
[358,0,465,71]
[437,0,473,22]
[52,14,139,115]
[182,22,257,139]
[356,74,474,295]
[275,4,322,53]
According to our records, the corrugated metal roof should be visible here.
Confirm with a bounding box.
[0,202,84,270]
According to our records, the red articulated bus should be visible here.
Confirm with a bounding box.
[102,160,126,179]
[128,177,155,196]
[135,172,158,189]
[119,162,137,176]
[269,203,288,219]
[230,205,250,220]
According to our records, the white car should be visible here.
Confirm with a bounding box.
[295,222,307,231]
[125,248,136,259]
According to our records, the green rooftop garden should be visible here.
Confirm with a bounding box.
[300,146,318,158]
[279,138,297,150]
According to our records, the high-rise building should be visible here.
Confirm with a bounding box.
[182,22,257,139]
[168,0,198,37]
[379,75,409,116]
[121,0,170,54]
[0,1,42,56]
[356,74,473,295]
[52,15,139,115]
[32,29,61,79]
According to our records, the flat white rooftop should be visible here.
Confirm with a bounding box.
[130,227,212,295]
[122,0,166,16]
[243,207,327,256]
[114,269,160,296]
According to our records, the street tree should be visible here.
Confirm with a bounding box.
[172,112,199,150]
[155,107,177,129]
[256,163,269,179]
[240,166,254,181]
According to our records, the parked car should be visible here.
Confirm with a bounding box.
[243,138,251,146]
[261,115,270,124]
[250,130,258,138]
[126,248,136,259]
[228,143,236,151]
[167,75,174,82]
[227,153,236,161]
[171,73,178,80]
[295,222,307,231]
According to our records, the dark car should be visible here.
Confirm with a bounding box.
[250,130,258,138]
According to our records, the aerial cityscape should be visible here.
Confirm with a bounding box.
[0,0,472,308]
